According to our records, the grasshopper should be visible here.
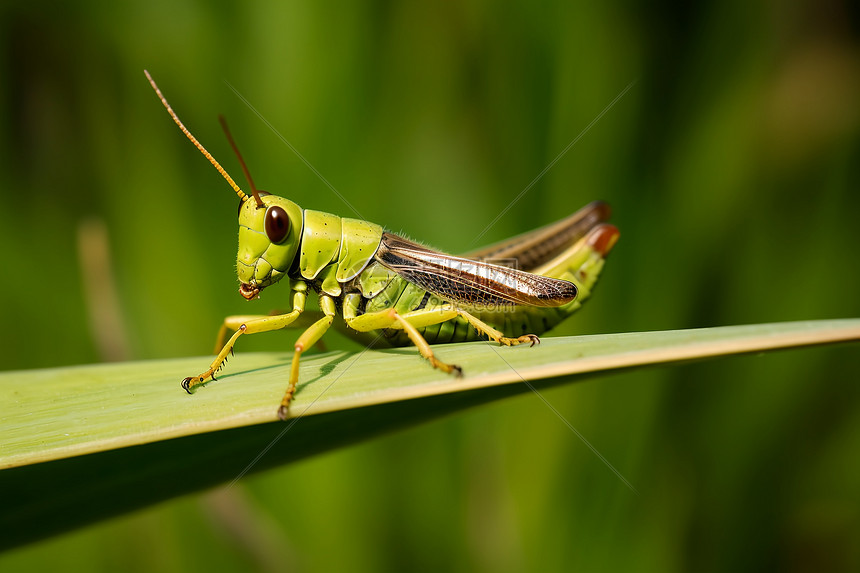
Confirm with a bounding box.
[145,72,619,420]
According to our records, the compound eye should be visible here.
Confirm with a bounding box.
[265,206,290,244]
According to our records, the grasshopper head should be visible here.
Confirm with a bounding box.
[236,194,303,299]
[144,72,305,300]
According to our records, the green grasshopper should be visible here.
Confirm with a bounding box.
[146,71,619,420]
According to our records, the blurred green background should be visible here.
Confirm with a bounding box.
[1,0,859,571]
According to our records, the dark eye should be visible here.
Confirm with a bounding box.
[265,206,290,244]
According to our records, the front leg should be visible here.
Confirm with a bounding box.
[182,284,307,392]
[278,294,337,420]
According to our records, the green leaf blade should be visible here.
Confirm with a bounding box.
[1,319,858,549]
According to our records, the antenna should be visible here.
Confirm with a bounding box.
[219,116,264,208]
[144,70,248,203]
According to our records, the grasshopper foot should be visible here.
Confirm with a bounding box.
[181,377,195,393]
[429,356,462,376]
[498,334,540,347]
[181,375,209,393]
[277,383,298,421]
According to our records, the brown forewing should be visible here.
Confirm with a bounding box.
[375,233,577,308]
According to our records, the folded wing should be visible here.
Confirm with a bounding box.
[375,233,577,308]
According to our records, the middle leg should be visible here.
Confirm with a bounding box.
[346,305,463,375]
